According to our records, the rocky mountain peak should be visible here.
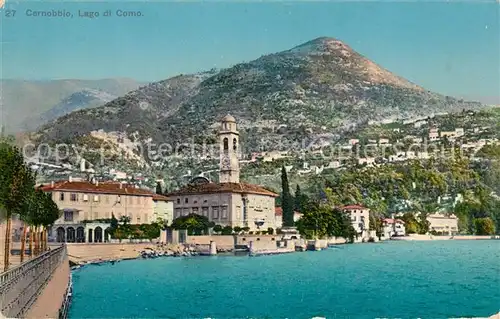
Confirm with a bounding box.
[288,37,352,55]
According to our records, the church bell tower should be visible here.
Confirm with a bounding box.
[219,114,240,184]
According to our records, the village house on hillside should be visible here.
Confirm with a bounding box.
[40,180,172,243]
[167,115,279,231]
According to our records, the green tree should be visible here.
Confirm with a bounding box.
[213,225,223,234]
[400,213,419,234]
[40,190,60,251]
[221,226,233,235]
[110,214,119,235]
[0,141,36,270]
[281,166,294,227]
[474,217,495,235]
[171,213,212,235]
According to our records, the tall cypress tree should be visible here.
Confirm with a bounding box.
[155,182,163,195]
[295,184,302,212]
[281,166,294,227]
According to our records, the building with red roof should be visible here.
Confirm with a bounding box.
[40,179,172,243]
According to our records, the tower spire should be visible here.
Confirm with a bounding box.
[219,114,239,183]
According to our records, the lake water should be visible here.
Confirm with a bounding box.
[69,241,500,318]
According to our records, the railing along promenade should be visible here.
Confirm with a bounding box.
[0,245,66,318]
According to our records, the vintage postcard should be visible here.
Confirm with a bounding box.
[0,0,499,318]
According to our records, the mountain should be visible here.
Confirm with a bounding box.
[34,37,483,159]
[0,78,143,132]
[23,89,118,130]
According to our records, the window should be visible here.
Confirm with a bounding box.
[221,206,228,219]
[117,196,121,203]
[70,193,78,201]
[192,207,199,215]
[182,208,189,216]
[212,207,219,219]
[64,211,73,222]
[233,138,237,150]
[177,198,180,204]
[83,194,89,201]
[93,195,99,202]
[223,138,228,150]
[175,208,181,218]
[202,207,209,216]
[185,198,188,204]
[59,193,65,201]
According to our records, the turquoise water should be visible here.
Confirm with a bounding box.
[69,241,500,319]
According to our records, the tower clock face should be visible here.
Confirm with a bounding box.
[221,155,231,170]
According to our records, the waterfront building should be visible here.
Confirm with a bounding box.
[426,213,459,235]
[167,115,278,231]
[381,218,406,239]
[341,205,370,239]
[153,194,174,225]
[40,180,172,242]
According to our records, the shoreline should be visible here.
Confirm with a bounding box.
[66,243,499,319]
[390,235,500,241]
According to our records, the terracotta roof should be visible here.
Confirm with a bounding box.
[152,194,172,202]
[166,182,278,197]
[382,218,405,224]
[341,204,368,210]
[39,181,157,197]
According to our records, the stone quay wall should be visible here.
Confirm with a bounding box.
[66,242,156,263]
[0,245,68,318]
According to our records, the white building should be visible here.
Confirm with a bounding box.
[341,205,370,239]
[381,218,406,239]
[427,213,459,235]
[153,194,174,226]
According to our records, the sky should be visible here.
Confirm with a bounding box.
[1,0,499,103]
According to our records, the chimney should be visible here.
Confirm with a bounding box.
[51,181,54,187]
[69,176,73,182]
[119,183,122,189]
[96,180,99,187]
